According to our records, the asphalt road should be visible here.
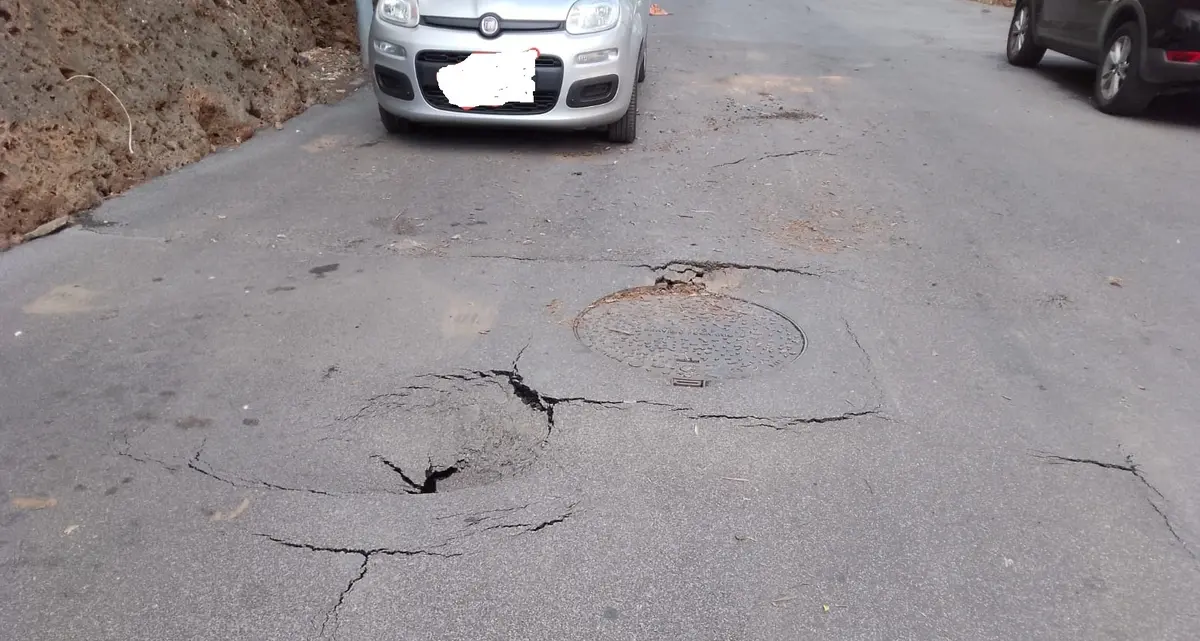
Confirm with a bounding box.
[3,1,1200,639]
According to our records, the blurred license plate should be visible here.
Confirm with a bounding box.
[436,49,538,109]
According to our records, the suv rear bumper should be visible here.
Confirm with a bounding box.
[1141,48,1200,85]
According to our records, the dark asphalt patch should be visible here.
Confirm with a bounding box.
[309,263,339,278]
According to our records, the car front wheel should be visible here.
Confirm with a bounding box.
[1006,2,1045,67]
[637,41,647,83]
[1094,22,1155,116]
[606,83,638,144]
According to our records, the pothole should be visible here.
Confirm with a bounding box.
[573,278,807,384]
[347,372,550,494]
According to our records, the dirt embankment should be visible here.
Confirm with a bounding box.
[0,0,362,248]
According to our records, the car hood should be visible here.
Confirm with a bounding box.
[420,0,573,22]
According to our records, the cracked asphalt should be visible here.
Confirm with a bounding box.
[3,0,1200,639]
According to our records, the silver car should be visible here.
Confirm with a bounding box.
[368,0,649,143]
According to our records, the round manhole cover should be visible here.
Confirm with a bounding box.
[573,285,806,382]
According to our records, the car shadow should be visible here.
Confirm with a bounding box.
[1034,58,1200,127]
[1031,59,1096,104]
[371,121,622,156]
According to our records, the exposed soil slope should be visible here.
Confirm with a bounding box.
[0,0,361,247]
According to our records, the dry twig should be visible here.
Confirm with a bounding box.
[67,74,135,154]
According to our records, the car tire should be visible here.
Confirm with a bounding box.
[1006,2,1046,68]
[606,83,638,144]
[379,105,413,135]
[637,41,647,83]
[1094,22,1155,116]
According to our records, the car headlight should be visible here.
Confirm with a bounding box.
[377,0,419,28]
[566,0,619,35]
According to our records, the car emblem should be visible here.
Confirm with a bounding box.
[480,14,501,38]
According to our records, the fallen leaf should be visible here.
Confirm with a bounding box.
[211,497,251,522]
[12,497,57,510]
[649,3,670,16]
[1108,277,1123,287]
[823,604,830,613]
[64,524,80,535]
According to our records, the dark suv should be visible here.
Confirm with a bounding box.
[1005,0,1200,115]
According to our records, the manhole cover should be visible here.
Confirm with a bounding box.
[573,285,806,382]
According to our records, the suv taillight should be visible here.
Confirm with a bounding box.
[1165,51,1200,63]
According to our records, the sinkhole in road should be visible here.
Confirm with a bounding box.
[355,373,551,494]
[572,283,807,384]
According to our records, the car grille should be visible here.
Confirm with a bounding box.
[416,51,563,67]
[421,88,560,114]
[415,51,564,115]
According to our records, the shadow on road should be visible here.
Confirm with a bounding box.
[369,123,622,157]
[1031,60,1094,104]
[1035,59,1200,127]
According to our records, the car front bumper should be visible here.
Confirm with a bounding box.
[369,18,637,128]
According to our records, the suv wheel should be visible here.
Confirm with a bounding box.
[1006,2,1046,67]
[1095,22,1155,116]
[606,83,638,144]
[379,105,413,135]
[637,41,647,83]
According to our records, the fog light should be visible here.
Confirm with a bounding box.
[575,48,618,65]
[373,40,407,58]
